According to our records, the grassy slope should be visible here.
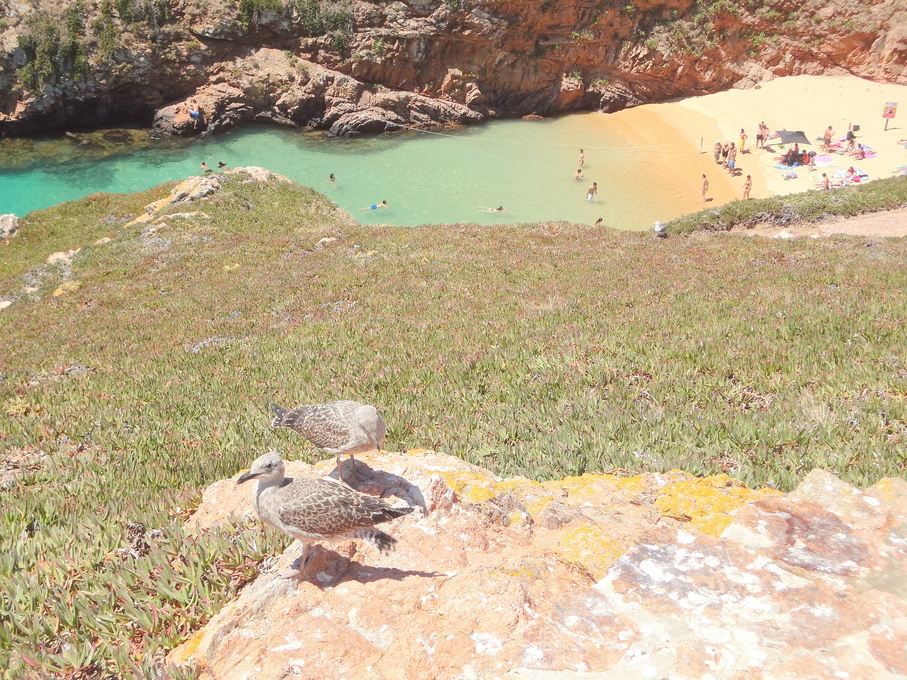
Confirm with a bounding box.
[0,176,905,677]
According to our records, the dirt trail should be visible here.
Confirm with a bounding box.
[736,206,907,239]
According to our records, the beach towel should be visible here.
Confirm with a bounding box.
[816,155,833,162]
[863,152,878,159]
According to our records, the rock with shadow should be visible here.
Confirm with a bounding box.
[174,451,907,680]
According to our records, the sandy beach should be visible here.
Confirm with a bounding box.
[608,74,907,228]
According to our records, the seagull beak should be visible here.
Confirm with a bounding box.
[237,470,258,484]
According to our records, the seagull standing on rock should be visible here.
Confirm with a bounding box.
[237,451,413,579]
[270,400,386,483]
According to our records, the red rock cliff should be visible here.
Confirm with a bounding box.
[0,0,904,136]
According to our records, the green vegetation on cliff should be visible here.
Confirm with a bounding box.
[0,176,905,677]
[667,175,907,233]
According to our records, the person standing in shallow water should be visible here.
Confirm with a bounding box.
[578,148,585,167]
[586,181,598,201]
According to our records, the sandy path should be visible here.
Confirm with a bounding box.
[736,206,907,239]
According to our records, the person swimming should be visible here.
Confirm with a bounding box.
[594,217,603,226]
[480,206,507,213]
[217,161,228,169]
[200,161,211,173]
[361,200,388,210]
[329,173,336,184]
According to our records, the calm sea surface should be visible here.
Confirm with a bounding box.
[0,113,696,229]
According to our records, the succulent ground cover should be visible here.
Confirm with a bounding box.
[0,176,904,677]
[666,174,907,232]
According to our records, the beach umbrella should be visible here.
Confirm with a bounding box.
[774,130,811,145]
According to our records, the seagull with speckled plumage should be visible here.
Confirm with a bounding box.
[269,400,386,483]
[237,451,412,578]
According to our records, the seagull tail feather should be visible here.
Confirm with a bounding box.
[354,527,397,554]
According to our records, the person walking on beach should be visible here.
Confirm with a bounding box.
[578,148,585,167]
[713,139,722,163]
[739,128,748,153]
[743,174,752,200]
[586,181,598,201]
[701,174,709,202]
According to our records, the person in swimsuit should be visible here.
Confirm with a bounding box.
[714,140,722,163]
[743,174,752,200]
[701,174,709,202]
[329,173,336,184]
[578,148,585,167]
[573,168,583,181]
[200,161,211,173]
[586,181,598,201]
[480,206,507,213]
[217,161,228,169]
[755,122,765,149]
[739,128,747,153]
[594,217,603,226]
[360,200,388,210]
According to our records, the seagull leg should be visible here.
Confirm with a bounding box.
[279,541,312,579]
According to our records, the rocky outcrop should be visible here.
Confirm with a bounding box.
[0,0,904,136]
[123,166,290,226]
[167,450,907,679]
[0,214,18,240]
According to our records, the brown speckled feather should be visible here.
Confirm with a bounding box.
[275,477,411,538]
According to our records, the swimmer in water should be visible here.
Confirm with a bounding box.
[594,217,603,226]
[360,200,388,211]
[329,173,336,185]
[573,168,583,181]
[480,206,508,213]
[217,161,228,169]
[200,161,211,173]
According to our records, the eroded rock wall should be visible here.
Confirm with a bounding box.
[0,0,905,136]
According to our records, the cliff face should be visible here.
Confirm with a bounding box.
[0,0,905,136]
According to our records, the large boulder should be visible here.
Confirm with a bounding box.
[167,451,907,678]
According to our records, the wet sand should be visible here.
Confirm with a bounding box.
[609,74,907,210]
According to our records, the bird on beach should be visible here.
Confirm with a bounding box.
[269,400,386,483]
[237,451,413,578]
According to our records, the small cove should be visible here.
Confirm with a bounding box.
[0,111,710,229]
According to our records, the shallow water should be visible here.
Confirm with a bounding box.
[0,113,698,229]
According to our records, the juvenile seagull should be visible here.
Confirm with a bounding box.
[237,451,412,577]
[270,400,386,482]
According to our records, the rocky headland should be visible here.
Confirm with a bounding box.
[168,449,907,679]
[0,0,905,137]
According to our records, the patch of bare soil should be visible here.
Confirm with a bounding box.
[737,207,907,239]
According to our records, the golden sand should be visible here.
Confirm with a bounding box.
[608,74,907,209]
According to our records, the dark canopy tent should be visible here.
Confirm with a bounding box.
[774,130,812,145]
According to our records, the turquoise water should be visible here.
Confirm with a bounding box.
[0,114,695,229]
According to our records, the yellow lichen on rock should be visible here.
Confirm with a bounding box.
[440,470,500,503]
[653,474,781,536]
[554,524,625,578]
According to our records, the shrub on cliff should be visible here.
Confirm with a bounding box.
[16,7,88,91]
